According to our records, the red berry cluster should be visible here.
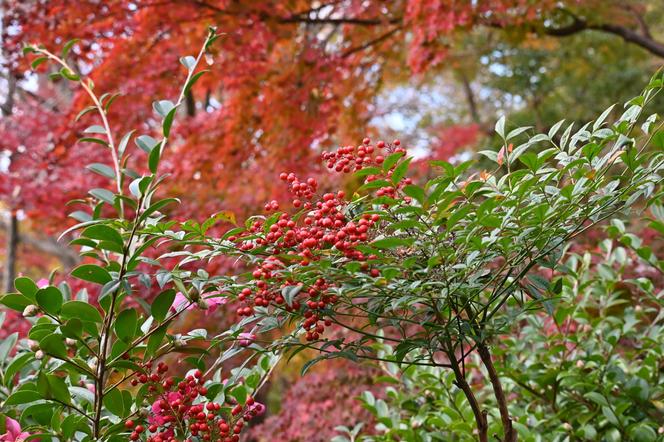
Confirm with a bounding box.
[321,138,404,172]
[126,364,263,441]
[229,137,412,340]
[322,138,413,200]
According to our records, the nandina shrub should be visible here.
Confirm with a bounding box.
[2,29,664,442]
[353,231,664,441]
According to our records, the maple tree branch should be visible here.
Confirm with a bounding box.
[1,216,77,269]
[621,2,652,39]
[186,0,400,26]
[290,1,344,18]
[484,9,664,58]
[280,15,401,26]
[17,85,61,112]
[587,22,664,57]
[342,25,403,58]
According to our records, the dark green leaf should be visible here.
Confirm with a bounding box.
[47,375,71,404]
[4,390,42,405]
[114,308,138,342]
[82,224,123,246]
[382,152,404,172]
[148,142,162,173]
[103,387,125,417]
[163,107,177,138]
[35,286,63,315]
[371,237,413,249]
[14,277,39,300]
[0,293,32,312]
[71,264,113,285]
[61,300,102,323]
[39,334,68,359]
[151,289,175,322]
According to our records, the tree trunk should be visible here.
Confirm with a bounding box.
[3,212,18,293]
[447,344,488,442]
[477,343,517,442]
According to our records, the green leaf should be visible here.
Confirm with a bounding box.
[135,135,159,153]
[79,137,109,147]
[0,333,17,362]
[89,188,115,204]
[138,198,179,226]
[402,185,425,204]
[47,375,72,404]
[146,325,167,357]
[82,224,123,246]
[163,107,177,138]
[61,301,102,323]
[495,115,506,138]
[71,264,113,285]
[4,353,35,386]
[86,163,115,179]
[4,390,42,405]
[148,141,162,173]
[39,334,68,359]
[69,210,92,222]
[103,387,125,417]
[629,424,657,442]
[593,104,616,131]
[14,277,39,300]
[151,289,176,322]
[301,355,326,375]
[61,38,79,59]
[61,318,83,338]
[584,392,609,407]
[0,293,32,312]
[229,385,247,404]
[391,157,412,184]
[83,125,106,134]
[60,67,80,81]
[36,286,63,315]
[371,237,413,249]
[184,70,208,95]
[382,152,404,172]
[353,166,382,178]
[114,308,138,342]
[103,92,121,111]
[506,126,532,140]
[31,57,48,69]
[153,100,174,118]
[117,130,135,157]
[478,150,498,162]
